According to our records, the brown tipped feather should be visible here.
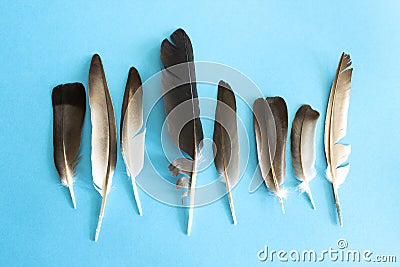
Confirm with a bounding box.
[52,83,86,209]
[88,54,117,241]
[120,67,145,216]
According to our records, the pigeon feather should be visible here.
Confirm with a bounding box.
[324,53,353,227]
[213,80,239,225]
[160,29,203,235]
[52,83,86,209]
[253,97,288,213]
[291,104,319,210]
[120,67,145,216]
[88,54,117,241]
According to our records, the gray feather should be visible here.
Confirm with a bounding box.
[291,104,319,209]
[253,98,276,192]
[89,54,117,196]
[213,81,239,187]
[213,80,239,224]
[120,67,144,178]
[291,105,319,181]
[266,97,288,190]
[88,54,117,241]
[120,67,145,215]
[253,97,287,213]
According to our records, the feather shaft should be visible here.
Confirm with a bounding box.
[67,181,77,209]
[131,176,143,216]
[224,170,237,225]
[94,197,107,242]
[187,69,199,236]
[187,158,197,236]
[305,185,316,210]
[333,186,342,226]
[63,141,77,209]
[220,140,237,224]
[268,140,285,214]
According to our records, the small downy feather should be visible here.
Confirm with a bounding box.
[253,97,288,213]
[160,29,204,235]
[213,80,239,225]
[120,67,145,216]
[89,54,117,241]
[324,53,353,227]
[291,104,320,210]
[52,83,86,209]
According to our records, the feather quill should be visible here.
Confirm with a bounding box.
[160,29,204,235]
[52,83,86,209]
[88,54,117,241]
[291,104,320,210]
[213,81,239,225]
[253,97,288,213]
[120,67,145,216]
[324,53,352,227]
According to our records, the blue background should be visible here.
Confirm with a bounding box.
[0,1,399,266]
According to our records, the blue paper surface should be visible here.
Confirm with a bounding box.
[0,1,399,266]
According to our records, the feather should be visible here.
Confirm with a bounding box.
[291,104,320,210]
[160,29,203,235]
[52,83,86,209]
[213,81,239,225]
[324,53,352,227]
[88,54,117,241]
[253,97,288,213]
[120,67,145,216]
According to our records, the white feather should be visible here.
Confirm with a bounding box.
[324,53,353,226]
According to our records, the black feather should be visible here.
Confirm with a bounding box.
[160,28,203,159]
[160,29,203,235]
